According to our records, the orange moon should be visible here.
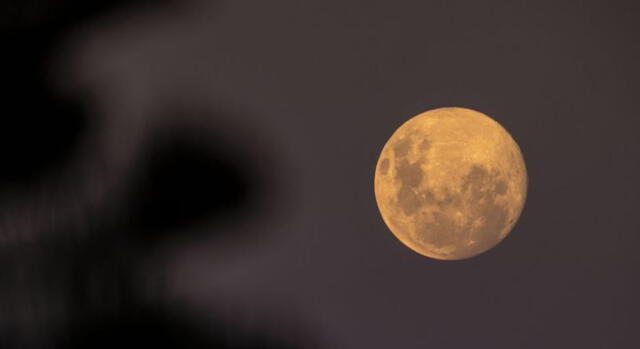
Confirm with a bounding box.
[374,107,527,260]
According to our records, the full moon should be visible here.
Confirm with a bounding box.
[374,107,527,260]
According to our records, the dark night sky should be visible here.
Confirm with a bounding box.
[2,0,640,348]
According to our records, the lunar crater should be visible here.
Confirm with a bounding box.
[378,158,390,176]
[393,138,413,158]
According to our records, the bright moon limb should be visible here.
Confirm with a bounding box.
[374,107,527,260]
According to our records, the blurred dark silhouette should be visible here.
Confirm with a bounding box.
[0,0,160,188]
[123,126,259,244]
[59,304,303,349]
[0,1,311,348]
[0,38,88,189]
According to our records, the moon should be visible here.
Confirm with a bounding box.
[374,107,527,260]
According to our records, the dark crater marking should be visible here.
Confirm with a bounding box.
[404,163,510,256]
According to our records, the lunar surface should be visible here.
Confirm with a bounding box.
[374,107,527,260]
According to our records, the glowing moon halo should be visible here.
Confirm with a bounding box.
[374,107,527,260]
